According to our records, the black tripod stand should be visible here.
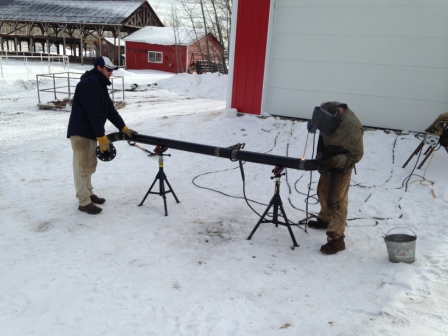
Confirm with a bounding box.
[138,146,180,216]
[402,133,440,169]
[247,167,299,247]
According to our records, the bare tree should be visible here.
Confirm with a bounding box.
[205,0,229,73]
[178,0,205,63]
[170,5,185,72]
[172,0,232,73]
[198,0,212,64]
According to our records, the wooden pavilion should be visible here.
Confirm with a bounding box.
[0,0,163,66]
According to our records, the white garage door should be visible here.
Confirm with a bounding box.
[263,0,448,131]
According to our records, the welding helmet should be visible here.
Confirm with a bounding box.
[311,105,341,135]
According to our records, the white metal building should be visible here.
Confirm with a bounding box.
[228,0,448,132]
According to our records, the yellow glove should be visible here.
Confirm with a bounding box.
[96,135,110,153]
[121,126,138,138]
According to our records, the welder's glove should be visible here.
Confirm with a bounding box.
[317,155,337,174]
[121,126,138,138]
[307,121,317,134]
[96,135,110,153]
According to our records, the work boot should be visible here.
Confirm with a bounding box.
[90,194,106,204]
[78,202,102,215]
[308,218,329,229]
[320,237,345,255]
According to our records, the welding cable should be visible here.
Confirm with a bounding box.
[260,122,321,230]
[400,131,437,189]
[303,133,318,228]
[401,128,442,191]
[191,131,285,214]
[240,129,301,220]
[349,131,425,191]
[409,149,435,187]
[283,130,320,228]
[402,139,427,192]
[285,130,315,230]
[127,137,271,209]
[403,132,427,186]
[347,132,402,225]
[431,189,448,203]
[384,134,399,184]
[190,130,302,222]
[191,162,268,207]
[307,130,403,227]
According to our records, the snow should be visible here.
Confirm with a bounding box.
[0,61,447,336]
[124,26,205,46]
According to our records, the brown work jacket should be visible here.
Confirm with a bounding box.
[317,107,364,170]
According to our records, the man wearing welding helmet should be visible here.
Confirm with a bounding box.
[307,102,364,255]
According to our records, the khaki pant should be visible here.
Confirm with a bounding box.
[317,169,352,241]
[70,136,97,206]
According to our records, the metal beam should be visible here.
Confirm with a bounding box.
[106,132,318,171]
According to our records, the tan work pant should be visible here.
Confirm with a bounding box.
[317,169,352,241]
[70,136,97,206]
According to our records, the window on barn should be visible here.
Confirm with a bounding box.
[148,51,163,63]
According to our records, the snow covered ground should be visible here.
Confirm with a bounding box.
[0,61,447,336]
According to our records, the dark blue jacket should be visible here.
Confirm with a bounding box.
[67,69,125,140]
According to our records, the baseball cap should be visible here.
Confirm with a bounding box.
[94,56,118,70]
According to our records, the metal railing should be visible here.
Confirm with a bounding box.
[0,51,69,78]
[36,72,125,105]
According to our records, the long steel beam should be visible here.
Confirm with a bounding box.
[105,132,318,171]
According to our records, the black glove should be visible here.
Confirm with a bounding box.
[307,121,317,134]
[317,155,336,174]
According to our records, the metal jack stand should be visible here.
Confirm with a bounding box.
[402,133,440,169]
[247,166,299,247]
[138,146,180,216]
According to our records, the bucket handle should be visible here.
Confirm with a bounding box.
[383,227,417,239]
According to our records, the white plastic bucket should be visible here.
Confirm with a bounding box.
[384,227,417,263]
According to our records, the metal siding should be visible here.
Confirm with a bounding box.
[231,0,270,115]
[264,1,448,131]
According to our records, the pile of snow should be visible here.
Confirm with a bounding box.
[0,78,37,94]
[157,72,227,100]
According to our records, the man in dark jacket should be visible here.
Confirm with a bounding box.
[307,102,364,254]
[67,56,136,214]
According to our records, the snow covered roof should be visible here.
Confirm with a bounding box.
[123,26,205,46]
[0,0,148,25]
[103,37,125,47]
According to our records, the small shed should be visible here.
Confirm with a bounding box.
[227,0,448,132]
[124,26,223,73]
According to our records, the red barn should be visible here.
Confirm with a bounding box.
[124,26,223,74]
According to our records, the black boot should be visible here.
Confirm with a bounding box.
[307,218,329,229]
[320,237,345,255]
[78,203,102,215]
[90,194,106,204]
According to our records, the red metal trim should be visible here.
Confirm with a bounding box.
[231,0,271,115]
